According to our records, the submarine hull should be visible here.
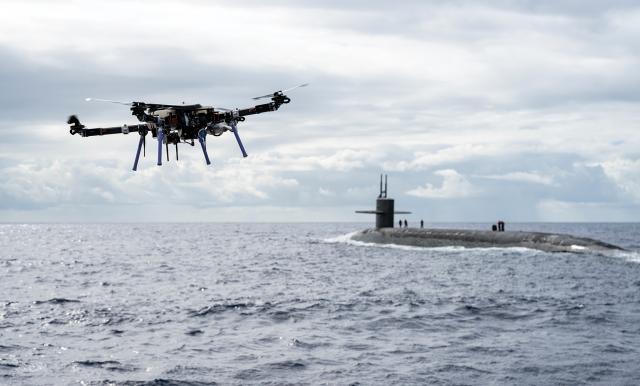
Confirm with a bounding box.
[351,228,624,253]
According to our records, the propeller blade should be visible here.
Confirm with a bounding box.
[282,83,309,93]
[85,97,133,106]
[252,93,274,101]
[252,83,309,100]
[144,103,202,110]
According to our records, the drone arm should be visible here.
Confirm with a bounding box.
[237,102,275,117]
[236,94,290,118]
[70,124,147,137]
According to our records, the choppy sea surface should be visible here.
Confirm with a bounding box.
[1,222,640,385]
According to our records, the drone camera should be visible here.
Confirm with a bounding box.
[208,122,229,136]
[167,131,180,144]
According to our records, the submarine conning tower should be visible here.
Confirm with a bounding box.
[355,174,411,228]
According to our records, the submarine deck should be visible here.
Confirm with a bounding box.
[351,227,624,253]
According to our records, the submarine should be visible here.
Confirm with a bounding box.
[353,175,624,253]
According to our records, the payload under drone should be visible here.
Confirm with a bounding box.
[67,84,308,171]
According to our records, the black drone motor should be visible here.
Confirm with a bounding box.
[67,115,85,135]
[271,92,291,108]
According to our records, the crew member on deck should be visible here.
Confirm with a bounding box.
[420,219,424,228]
[404,219,408,228]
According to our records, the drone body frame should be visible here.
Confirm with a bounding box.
[67,84,307,170]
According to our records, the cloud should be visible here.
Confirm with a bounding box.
[599,158,640,203]
[476,171,555,185]
[384,144,503,171]
[0,158,299,210]
[318,187,335,197]
[406,169,478,199]
[536,199,638,222]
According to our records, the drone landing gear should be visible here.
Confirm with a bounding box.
[231,121,248,158]
[157,129,164,166]
[132,128,148,171]
[164,142,178,161]
[198,128,211,165]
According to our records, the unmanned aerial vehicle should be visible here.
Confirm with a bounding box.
[67,84,308,170]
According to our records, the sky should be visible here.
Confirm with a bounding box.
[1,0,639,222]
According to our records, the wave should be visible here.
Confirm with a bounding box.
[72,360,139,373]
[609,250,640,264]
[33,298,80,305]
[99,379,218,386]
[189,302,272,317]
[188,299,328,323]
[265,360,307,370]
[73,360,122,367]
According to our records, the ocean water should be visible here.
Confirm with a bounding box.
[1,222,639,385]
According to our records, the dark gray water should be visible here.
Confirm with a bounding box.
[1,223,640,385]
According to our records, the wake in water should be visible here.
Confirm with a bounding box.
[610,249,640,263]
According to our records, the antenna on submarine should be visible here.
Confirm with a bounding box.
[384,174,388,198]
[378,174,388,198]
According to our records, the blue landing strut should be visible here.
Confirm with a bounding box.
[132,134,144,171]
[157,129,164,166]
[198,129,211,165]
[231,121,248,158]
[132,128,147,171]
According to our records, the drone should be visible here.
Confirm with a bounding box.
[67,84,308,171]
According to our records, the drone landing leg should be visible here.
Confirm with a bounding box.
[231,122,248,158]
[166,142,169,162]
[175,143,179,161]
[198,129,211,165]
[199,139,211,165]
[157,129,164,166]
[132,134,145,171]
